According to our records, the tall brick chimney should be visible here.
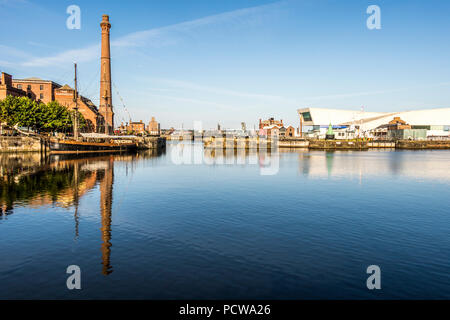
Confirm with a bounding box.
[99,14,114,134]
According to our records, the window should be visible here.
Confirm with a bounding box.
[27,85,31,90]
[302,112,312,122]
[40,93,44,99]
[40,85,44,90]
[17,84,22,89]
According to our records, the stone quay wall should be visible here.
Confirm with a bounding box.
[135,136,166,150]
[0,136,46,152]
[396,140,450,149]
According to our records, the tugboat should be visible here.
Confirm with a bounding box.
[49,63,137,154]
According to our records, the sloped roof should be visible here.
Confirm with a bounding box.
[298,107,450,130]
[57,84,74,90]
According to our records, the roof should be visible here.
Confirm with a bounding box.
[262,124,282,129]
[298,107,450,130]
[12,77,61,86]
[57,84,74,90]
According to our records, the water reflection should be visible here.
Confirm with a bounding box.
[0,144,450,299]
[200,145,450,182]
[294,149,450,181]
[99,156,114,275]
[0,150,163,275]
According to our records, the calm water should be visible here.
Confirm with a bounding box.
[1,142,450,299]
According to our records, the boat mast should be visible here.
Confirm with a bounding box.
[73,63,79,140]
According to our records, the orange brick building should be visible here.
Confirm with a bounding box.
[0,72,26,100]
[128,120,146,134]
[0,71,104,133]
[259,117,283,129]
[12,77,60,103]
[285,126,296,137]
[388,117,411,130]
[148,116,160,135]
[55,84,103,132]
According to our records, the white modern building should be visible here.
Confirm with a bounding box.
[298,107,450,139]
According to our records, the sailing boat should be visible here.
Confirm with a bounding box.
[49,64,137,154]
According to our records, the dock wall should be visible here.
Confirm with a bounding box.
[0,136,46,152]
[308,140,368,150]
[396,140,450,149]
[0,136,166,153]
[136,136,166,150]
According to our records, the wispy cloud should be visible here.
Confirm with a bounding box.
[0,45,33,69]
[303,82,450,101]
[19,1,282,68]
[144,92,241,111]
[148,78,295,103]
[22,44,100,67]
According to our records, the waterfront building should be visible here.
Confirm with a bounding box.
[259,117,300,138]
[259,124,280,137]
[387,128,428,140]
[1,72,104,133]
[298,107,450,139]
[117,122,128,134]
[148,116,160,135]
[285,126,296,137]
[11,77,61,103]
[54,84,103,132]
[0,72,26,100]
[387,117,411,130]
[128,120,146,135]
[259,117,283,129]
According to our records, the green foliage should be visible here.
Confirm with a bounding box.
[0,95,85,133]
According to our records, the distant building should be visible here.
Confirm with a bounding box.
[259,117,283,129]
[387,128,427,140]
[285,126,296,137]
[148,116,160,135]
[258,118,297,138]
[117,122,128,134]
[280,126,295,138]
[161,127,175,136]
[298,107,450,140]
[387,117,411,130]
[128,120,146,134]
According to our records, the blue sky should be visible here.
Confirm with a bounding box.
[1,0,450,129]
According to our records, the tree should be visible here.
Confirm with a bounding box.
[0,96,86,134]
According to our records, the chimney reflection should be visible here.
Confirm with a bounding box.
[0,151,166,276]
[99,156,114,276]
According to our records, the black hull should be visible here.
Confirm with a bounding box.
[49,140,138,154]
